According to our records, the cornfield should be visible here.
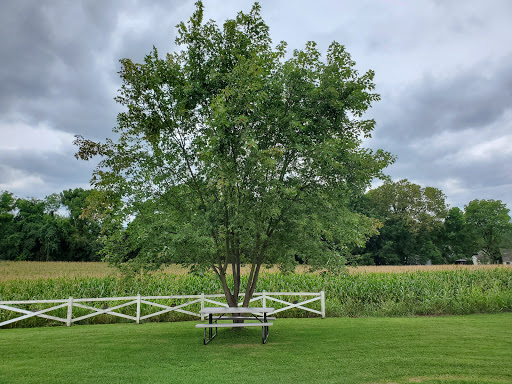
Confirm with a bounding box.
[1,262,512,328]
[1,261,508,282]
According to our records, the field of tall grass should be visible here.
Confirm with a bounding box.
[1,261,512,328]
[1,261,507,282]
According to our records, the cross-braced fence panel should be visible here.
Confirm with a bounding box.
[0,291,325,328]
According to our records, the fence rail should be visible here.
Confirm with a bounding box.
[0,291,325,328]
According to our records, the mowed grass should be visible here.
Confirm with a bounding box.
[2,260,510,281]
[1,315,511,384]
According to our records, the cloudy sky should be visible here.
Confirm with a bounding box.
[1,0,511,210]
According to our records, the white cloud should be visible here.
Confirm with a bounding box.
[436,177,468,208]
[0,165,44,193]
[0,121,75,154]
[441,113,512,166]
[459,135,512,164]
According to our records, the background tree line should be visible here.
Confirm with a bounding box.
[352,179,512,265]
[0,188,101,261]
[2,180,510,264]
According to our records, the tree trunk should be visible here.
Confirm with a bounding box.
[217,269,237,307]
[215,235,268,324]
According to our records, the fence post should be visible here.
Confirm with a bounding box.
[66,296,73,326]
[262,290,266,308]
[136,294,141,324]
[320,290,325,319]
[200,293,205,322]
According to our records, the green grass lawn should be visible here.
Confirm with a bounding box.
[1,314,511,384]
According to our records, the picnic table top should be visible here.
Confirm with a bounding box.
[199,306,274,314]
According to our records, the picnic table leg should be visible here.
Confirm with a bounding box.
[209,314,212,343]
[212,314,218,341]
[262,312,269,344]
[203,313,218,345]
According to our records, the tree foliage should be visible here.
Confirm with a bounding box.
[438,207,472,262]
[464,199,511,263]
[75,2,394,306]
[356,181,512,265]
[365,179,447,232]
[0,189,101,261]
[356,179,447,265]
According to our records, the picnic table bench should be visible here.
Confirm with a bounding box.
[196,307,274,344]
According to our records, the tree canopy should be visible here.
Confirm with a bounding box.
[75,1,394,306]
[464,199,511,263]
[0,189,101,261]
[355,179,447,265]
[355,181,512,265]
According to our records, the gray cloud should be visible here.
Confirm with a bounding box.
[0,0,188,139]
[0,0,511,211]
[369,60,512,208]
[0,149,98,198]
[0,1,120,138]
[374,60,512,142]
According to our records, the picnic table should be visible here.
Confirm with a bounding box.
[196,307,275,344]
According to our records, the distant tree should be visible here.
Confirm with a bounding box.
[9,197,47,260]
[75,2,394,307]
[464,199,511,263]
[0,191,16,259]
[59,188,102,261]
[61,189,89,224]
[0,189,102,261]
[365,179,447,232]
[358,179,447,265]
[438,207,471,263]
[44,193,61,216]
[361,219,415,265]
[0,191,15,215]
[444,207,465,235]
[418,240,443,265]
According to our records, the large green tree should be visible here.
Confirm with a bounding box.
[365,179,447,233]
[75,2,393,306]
[59,188,102,261]
[357,179,447,265]
[438,207,472,263]
[464,199,511,263]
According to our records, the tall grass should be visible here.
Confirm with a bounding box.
[2,261,508,282]
[1,267,512,328]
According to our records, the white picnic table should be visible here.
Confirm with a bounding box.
[196,307,275,344]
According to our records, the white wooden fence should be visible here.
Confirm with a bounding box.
[0,291,325,328]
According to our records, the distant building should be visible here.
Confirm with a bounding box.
[472,249,512,265]
[502,249,512,265]
[472,250,490,265]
